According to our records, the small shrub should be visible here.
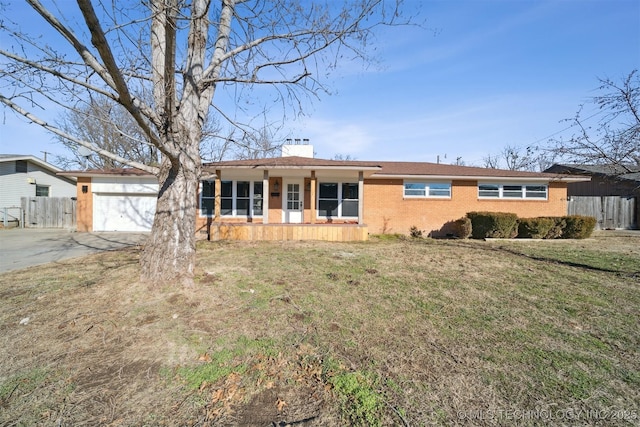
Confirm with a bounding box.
[467,212,519,239]
[562,215,597,239]
[452,217,472,238]
[518,217,555,239]
[409,226,423,238]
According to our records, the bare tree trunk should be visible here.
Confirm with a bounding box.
[140,152,200,286]
[3,0,407,287]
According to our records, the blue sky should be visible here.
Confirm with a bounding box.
[1,0,639,167]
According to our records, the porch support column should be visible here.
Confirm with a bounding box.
[358,171,364,225]
[310,170,316,224]
[263,170,269,224]
[214,169,221,220]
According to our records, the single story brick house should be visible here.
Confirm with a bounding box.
[61,147,588,240]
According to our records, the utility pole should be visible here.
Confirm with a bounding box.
[40,151,51,162]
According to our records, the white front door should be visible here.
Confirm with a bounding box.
[283,180,303,223]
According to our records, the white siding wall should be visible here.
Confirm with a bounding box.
[0,160,76,209]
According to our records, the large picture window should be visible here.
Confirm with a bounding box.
[403,181,451,198]
[478,183,548,199]
[317,181,359,218]
[200,180,264,217]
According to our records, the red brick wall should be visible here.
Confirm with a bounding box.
[363,179,568,236]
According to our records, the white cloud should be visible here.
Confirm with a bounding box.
[298,119,376,158]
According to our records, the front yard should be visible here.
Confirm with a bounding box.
[1,232,638,425]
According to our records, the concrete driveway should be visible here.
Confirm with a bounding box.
[0,229,148,273]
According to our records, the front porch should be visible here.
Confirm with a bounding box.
[198,157,382,241]
[201,222,369,242]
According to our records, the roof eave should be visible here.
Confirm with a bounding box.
[205,164,380,171]
[371,174,591,182]
[57,171,156,178]
[1,155,64,174]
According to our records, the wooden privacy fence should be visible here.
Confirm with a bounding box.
[21,197,77,229]
[568,196,638,230]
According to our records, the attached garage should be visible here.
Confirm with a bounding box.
[91,175,158,232]
[59,169,159,232]
[93,193,157,231]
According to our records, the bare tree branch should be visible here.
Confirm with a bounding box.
[550,70,640,170]
[1,0,411,283]
[0,94,158,174]
[76,0,163,150]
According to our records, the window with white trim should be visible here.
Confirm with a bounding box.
[403,181,451,198]
[35,185,49,197]
[317,182,359,218]
[478,183,548,199]
[200,180,264,217]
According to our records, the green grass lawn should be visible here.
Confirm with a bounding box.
[1,232,638,425]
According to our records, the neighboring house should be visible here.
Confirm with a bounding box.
[544,164,639,229]
[62,145,588,239]
[0,154,77,225]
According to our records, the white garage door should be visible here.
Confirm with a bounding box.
[93,194,157,232]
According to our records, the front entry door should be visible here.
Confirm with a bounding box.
[283,180,303,223]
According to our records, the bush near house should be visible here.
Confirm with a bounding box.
[467,213,597,239]
[409,226,424,238]
[452,217,472,239]
[517,217,556,239]
[466,212,519,239]
[541,217,566,239]
[561,215,598,239]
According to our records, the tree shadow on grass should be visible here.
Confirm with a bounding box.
[445,240,640,279]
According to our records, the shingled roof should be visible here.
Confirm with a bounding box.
[204,156,381,169]
[545,164,640,183]
[205,156,585,180]
[58,157,590,182]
